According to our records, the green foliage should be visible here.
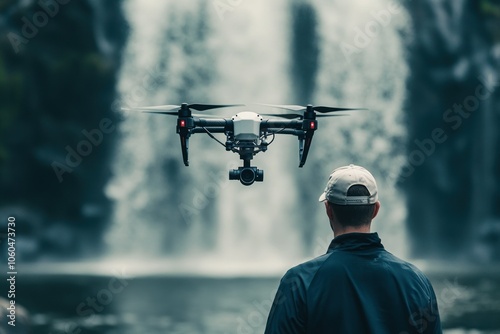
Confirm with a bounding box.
[481,0,500,17]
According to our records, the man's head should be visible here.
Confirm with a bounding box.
[319,165,380,234]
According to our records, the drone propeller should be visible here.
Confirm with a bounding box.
[188,104,244,111]
[121,105,179,113]
[123,103,243,113]
[259,104,308,112]
[261,113,303,119]
[314,106,368,113]
[316,114,350,118]
[141,111,220,118]
[139,110,178,116]
[259,103,368,113]
[262,113,348,119]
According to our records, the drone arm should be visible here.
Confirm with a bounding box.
[261,119,302,130]
[194,118,233,130]
[266,129,303,135]
[191,127,226,134]
[260,119,316,167]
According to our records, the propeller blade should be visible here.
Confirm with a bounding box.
[259,104,368,113]
[142,104,181,110]
[142,111,220,118]
[262,113,302,119]
[141,111,178,116]
[315,114,349,118]
[123,105,181,112]
[191,114,221,118]
[123,103,243,113]
[262,113,349,119]
[188,104,244,111]
[314,106,368,113]
[258,104,306,111]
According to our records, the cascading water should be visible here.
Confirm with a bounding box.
[104,0,411,275]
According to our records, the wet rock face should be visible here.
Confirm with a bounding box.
[404,0,500,261]
[0,0,127,260]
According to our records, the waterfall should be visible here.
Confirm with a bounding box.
[104,0,410,274]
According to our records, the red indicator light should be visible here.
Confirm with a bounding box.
[180,120,186,127]
[310,121,315,129]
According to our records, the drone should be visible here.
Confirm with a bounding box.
[125,103,367,185]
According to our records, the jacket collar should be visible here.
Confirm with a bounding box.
[327,232,383,253]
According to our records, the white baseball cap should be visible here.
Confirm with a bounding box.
[318,164,378,205]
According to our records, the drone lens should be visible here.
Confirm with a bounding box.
[240,168,256,185]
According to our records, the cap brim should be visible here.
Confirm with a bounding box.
[318,192,326,202]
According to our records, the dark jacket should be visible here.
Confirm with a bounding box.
[264,232,442,334]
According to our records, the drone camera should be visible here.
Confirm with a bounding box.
[229,167,264,186]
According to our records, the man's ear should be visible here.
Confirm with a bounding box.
[372,201,381,219]
[325,201,334,221]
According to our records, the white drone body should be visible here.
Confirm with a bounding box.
[231,111,263,141]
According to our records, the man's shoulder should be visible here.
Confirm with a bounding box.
[384,251,428,274]
[281,248,434,291]
[288,249,430,281]
[282,252,333,285]
[380,250,435,288]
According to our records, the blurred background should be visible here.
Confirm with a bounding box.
[0,0,499,333]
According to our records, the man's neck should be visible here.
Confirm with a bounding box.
[333,225,371,238]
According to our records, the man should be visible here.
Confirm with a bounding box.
[264,164,442,334]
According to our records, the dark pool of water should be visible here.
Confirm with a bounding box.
[13,271,500,333]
